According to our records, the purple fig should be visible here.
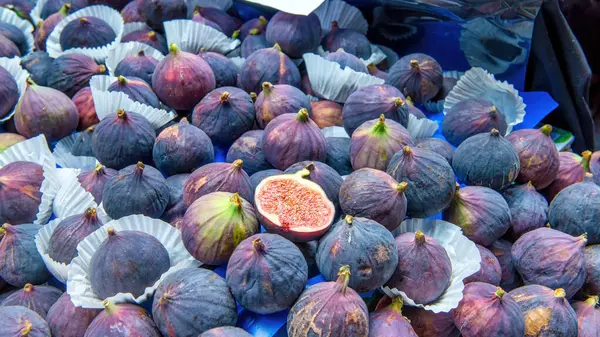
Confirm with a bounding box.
[193,6,240,36]
[403,306,460,337]
[226,130,273,176]
[502,182,548,239]
[368,63,388,80]
[71,127,94,156]
[0,133,25,153]
[266,11,321,58]
[0,34,20,57]
[198,49,238,88]
[0,162,44,225]
[368,297,417,337]
[160,173,188,227]
[120,1,142,22]
[255,82,311,129]
[322,21,371,59]
[114,49,159,85]
[249,169,282,190]
[77,164,118,203]
[441,98,508,147]
[201,327,252,337]
[0,64,18,120]
[543,151,591,201]
[72,87,98,131]
[19,51,54,86]
[325,137,352,176]
[0,283,62,318]
[40,0,79,19]
[386,53,443,104]
[0,306,50,337]
[406,97,426,119]
[0,224,50,287]
[0,22,26,55]
[84,301,161,337]
[35,4,69,51]
[240,29,269,58]
[325,48,368,73]
[310,100,343,129]
[295,240,319,278]
[59,16,116,51]
[572,296,600,337]
[46,293,101,337]
[135,0,186,31]
[190,7,222,32]
[46,53,106,97]
[239,44,301,94]
[107,75,160,108]
[239,16,268,40]
[415,137,454,164]
[582,244,600,297]
[121,29,168,55]
[465,244,502,285]
[490,239,523,291]
[47,208,104,264]
[434,76,459,100]
[284,161,343,213]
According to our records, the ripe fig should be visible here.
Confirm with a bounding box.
[490,239,523,291]
[0,306,50,337]
[249,169,282,190]
[84,301,161,337]
[48,208,104,264]
[403,306,460,337]
[0,34,20,57]
[0,63,18,119]
[198,50,238,88]
[502,182,548,239]
[543,151,591,201]
[0,283,62,319]
[193,6,240,36]
[582,245,600,297]
[325,48,368,73]
[322,22,371,59]
[415,137,454,164]
[310,100,343,129]
[77,164,117,204]
[240,29,269,58]
[572,296,600,337]
[368,297,417,337]
[239,44,301,94]
[107,75,160,108]
[441,98,508,147]
[72,87,99,131]
[120,1,141,22]
[0,224,50,287]
[226,130,273,176]
[0,133,25,153]
[59,16,116,51]
[0,22,26,55]
[135,0,186,31]
[284,161,343,215]
[239,16,267,39]
[0,162,44,225]
[46,53,106,97]
[201,327,252,337]
[19,51,54,86]
[254,82,311,129]
[325,137,352,176]
[114,49,159,85]
[387,53,443,104]
[265,12,321,58]
[464,244,502,285]
[122,29,168,55]
[70,127,95,156]
[160,173,188,227]
[46,293,101,337]
[191,7,223,32]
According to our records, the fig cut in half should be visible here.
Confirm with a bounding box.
[254,170,335,242]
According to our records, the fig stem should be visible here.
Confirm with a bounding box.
[97,64,106,74]
[103,300,116,313]
[169,43,180,54]
[336,265,351,294]
[232,159,243,170]
[107,227,116,236]
[579,232,588,243]
[26,77,37,86]
[330,21,339,30]
[344,215,354,225]
[230,192,242,208]
[297,168,311,178]
[273,43,282,52]
[220,92,230,104]
[490,106,497,116]
[59,3,70,14]
[262,82,273,93]
[231,30,240,39]
[394,97,405,107]
[372,114,388,136]
[526,181,534,189]
[117,75,128,85]
[582,151,592,171]
[336,48,345,53]
[253,238,265,253]
[85,207,97,219]
[414,230,425,244]
[250,92,257,102]
[296,108,310,122]
[259,16,267,25]
[495,287,505,298]
[585,296,599,307]
[402,145,412,156]
[147,31,157,41]
[388,296,404,313]
[116,109,127,119]
[540,124,552,136]
[135,161,145,175]
[249,28,260,35]
[409,60,420,70]
[24,283,33,292]
[180,117,189,124]
[21,320,32,336]
[490,128,501,136]
[553,288,566,298]
[406,96,414,106]
[396,181,408,193]
[137,49,145,57]
[94,163,104,173]
[159,292,171,305]
[79,17,88,24]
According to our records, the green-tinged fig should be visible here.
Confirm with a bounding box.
[0,133,25,153]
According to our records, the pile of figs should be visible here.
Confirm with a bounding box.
[0,0,599,336]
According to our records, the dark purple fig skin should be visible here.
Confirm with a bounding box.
[46,53,106,97]
[322,22,371,60]
[92,110,156,169]
[386,231,451,304]
[40,0,80,19]
[342,84,410,136]
[102,162,170,219]
[19,52,54,86]
[114,50,159,86]
[582,245,600,297]
[263,110,327,170]
[255,82,311,129]
[121,29,168,55]
[512,227,587,299]
[446,185,511,246]
[240,16,268,40]
[249,169,282,190]
[152,268,237,336]
[191,87,254,147]
[0,22,26,56]
[452,129,520,190]
[572,296,600,337]
[310,100,343,129]
[387,146,456,218]
[77,164,118,203]
[415,137,454,164]
[284,161,343,213]
[226,130,272,176]
[368,63,388,80]
[406,99,426,119]
[509,285,578,337]
[287,266,369,337]
[339,168,407,231]
[368,297,418,337]
[0,224,50,287]
[441,98,508,147]
[90,229,170,299]
[507,125,560,189]
[107,76,160,108]
[0,284,62,319]
[59,16,116,51]
[0,133,25,153]
[350,115,414,171]
[183,160,254,207]
[121,1,142,22]
[386,53,443,104]
[502,182,548,239]
[160,173,189,226]
[403,306,461,337]
[543,151,591,202]
[325,49,368,73]
[241,31,269,58]
[72,87,99,131]
[549,179,600,244]
[239,44,301,94]
[295,240,319,278]
[490,239,523,291]
[453,283,525,337]
[325,137,352,176]
[201,327,252,337]
[85,302,161,337]
[153,118,214,176]
[0,306,50,337]
[46,293,101,337]
[194,6,241,36]
[226,233,308,314]
[198,50,238,88]
[0,34,20,58]
[465,244,502,285]
[47,208,104,264]
[265,12,321,58]
[153,43,216,111]
[71,126,95,157]
[317,216,398,292]
[136,0,187,32]
[0,162,44,225]
[191,9,223,32]
[0,64,18,119]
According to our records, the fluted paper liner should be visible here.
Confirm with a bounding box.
[407,114,438,139]
[0,135,59,225]
[186,0,232,12]
[321,126,349,138]
[90,75,176,129]
[67,214,201,308]
[164,20,240,54]
[52,167,112,221]
[303,53,384,103]
[422,70,465,114]
[106,41,165,76]
[53,133,99,170]
[30,0,48,25]
[316,45,387,67]
[381,218,481,313]
[46,5,124,62]
[122,22,149,36]
[0,57,29,122]
[0,7,34,55]
[243,0,324,15]
[313,0,368,35]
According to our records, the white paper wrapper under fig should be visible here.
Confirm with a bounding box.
[381,218,481,313]
[0,57,29,122]
[164,20,240,54]
[243,0,324,15]
[407,114,438,139]
[316,45,387,67]
[313,0,368,35]
[67,214,201,308]
[53,133,99,171]
[0,135,59,225]
[30,0,48,25]
[106,41,165,76]
[52,166,112,221]
[0,7,34,55]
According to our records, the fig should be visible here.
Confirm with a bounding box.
[387,145,456,218]
[240,29,269,58]
[453,283,525,337]
[339,168,407,231]
[201,327,252,337]
[226,130,272,176]
[582,245,600,297]
[226,233,308,314]
[160,173,188,227]
[92,109,156,169]
[46,293,101,337]
[265,12,321,58]
[287,266,368,337]
[193,6,240,36]
[35,5,68,51]
[183,160,254,207]
[0,224,50,287]
[263,109,326,170]
[40,0,76,19]
[77,164,118,203]
[84,301,161,337]
[490,239,523,291]
[386,53,443,104]
[512,227,587,298]
[122,28,169,55]
[71,87,98,131]
[368,63,388,80]
[152,268,237,336]
[191,7,222,32]
[509,285,578,337]
[406,97,426,118]
[441,98,508,147]
[342,84,409,136]
[198,50,238,88]
[321,22,371,59]
[543,151,591,201]
[572,296,600,337]
[502,182,548,239]
[284,161,343,214]
[0,65,18,120]
[239,44,301,94]
[47,53,106,97]
[325,48,368,73]
[310,100,343,129]
[120,1,141,22]
[415,137,454,164]
[19,52,54,86]
[153,43,216,111]
[350,114,414,171]
[249,168,282,190]
[240,16,268,39]
[386,230,452,304]
[90,228,170,299]
[71,127,96,157]
[255,82,311,129]
[136,0,186,31]
[403,306,460,337]
[325,137,352,176]
[465,244,502,285]
[507,125,560,189]
[0,22,26,55]
[255,170,336,242]
[368,297,417,337]
[0,283,62,319]
[317,215,398,292]
[295,240,319,278]
[0,133,25,153]
[59,16,116,51]
[102,162,169,219]
[191,87,254,147]
[0,34,19,57]
[114,50,159,86]
[14,79,79,142]
[0,306,50,337]
[47,207,104,264]
[107,75,160,108]
[0,162,44,225]
[434,76,459,100]
[452,129,520,190]
[446,185,511,246]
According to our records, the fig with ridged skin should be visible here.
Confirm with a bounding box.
[0,34,19,57]
[71,88,98,131]
[0,283,62,319]
[0,64,18,119]
[325,137,352,176]
[114,50,159,85]
[107,75,160,108]
[321,22,370,59]
[287,265,369,337]
[70,126,95,157]
[0,22,27,55]
[46,293,101,337]
[0,161,44,225]
[512,227,587,299]
[152,268,237,336]
[543,151,591,201]
[284,161,344,215]
[368,297,417,337]
[59,16,116,51]
[77,164,117,204]
[572,296,600,337]
[19,52,54,86]
[241,28,269,58]
[386,53,443,104]
[403,306,460,337]
[121,29,168,55]
[201,327,253,337]
[47,208,104,264]
[46,53,106,97]
[465,244,502,285]
[0,224,49,287]
[453,283,525,337]
[240,16,268,39]
[502,182,548,239]
[135,0,186,31]
[0,133,24,153]
[121,1,141,22]
[509,285,578,337]
[84,301,161,337]
[0,306,50,337]
[582,245,600,297]
[325,48,369,73]
[490,239,523,291]
[198,50,238,88]
[226,130,273,176]
[368,63,388,80]
[255,82,312,129]
[265,12,321,58]
[442,98,508,147]
[415,137,454,164]
[226,233,308,314]
[310,100,343,129]
[239,44,301,94]
[249,169,282,190]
